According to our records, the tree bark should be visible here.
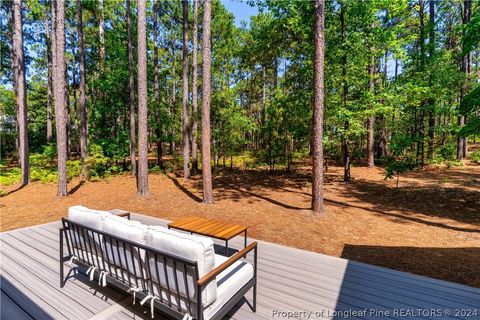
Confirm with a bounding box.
[77,0,88,181]
[201,0,214,204]
[98,0,105,71]
[153,0,162,168]
[311,0,325,215]
[340,4,350,183]
[127,0,136,176]
[45,10,53,143]
[367,46,375,168]
[136,0,149,195]
[427,0,435,160]
[182,0,190,179]
[13,0,29,185]
[53,0,68,196]
[191,0,199,173]
[170,45,176,155]
[458,0,471,159]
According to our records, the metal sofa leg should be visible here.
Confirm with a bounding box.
[253,282,257,312]
[59,229,64,288]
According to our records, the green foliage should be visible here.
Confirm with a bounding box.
[42,144,57,160]
[437,144,457,162]
[385,157,417,180]
[86,144,110,180]
[2,0,480,190]
[0,167,21,186]
[471,151,480,164]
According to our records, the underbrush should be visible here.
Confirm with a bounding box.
[0,144,128,186]
[471,151,480,163]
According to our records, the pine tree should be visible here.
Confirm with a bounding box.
[311,0,325,215]
[201,0,214,204]
[13,0,29,185]
[136,0,149,195]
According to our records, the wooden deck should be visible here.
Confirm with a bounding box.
[1,213,479,320]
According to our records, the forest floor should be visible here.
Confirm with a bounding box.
[1,161,479,288]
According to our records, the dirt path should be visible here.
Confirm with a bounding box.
[1,164,479,287]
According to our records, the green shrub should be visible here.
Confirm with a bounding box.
[86,144,109,179]
[437,144,457,161]
[42,144,57,160]
[446,160,464,168]
[471,151,480,163]
[0,167,21,186]
[67,160,82,180]
[29,153,50,167]
[149,165,163,174]
[30,167,57,183]
[385,156,417,188]
[107,165,122,175]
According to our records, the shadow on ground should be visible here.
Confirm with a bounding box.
[169,168,480,229]
[341,244,480,288]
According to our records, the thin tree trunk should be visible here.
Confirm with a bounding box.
[340,4,350,183]
[45,11,53,143]
[367,45,375,168]
[127,0,136,176]
[201,0,214,204]
[153,0,162,168]
[53,0,68,196]
[137,0,148,195]
[98,0,105,71]
[191,0,199,173]
[311,0,325,215]
[170,46,176,155]
[13,0,29,185]
[182,0,190,179]
[427,0,435,160]
[462,0,471,158]
[77,0,88,180]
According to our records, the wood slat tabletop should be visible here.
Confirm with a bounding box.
[167,216,247,240]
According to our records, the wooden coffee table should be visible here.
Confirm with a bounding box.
[167,216,247,255]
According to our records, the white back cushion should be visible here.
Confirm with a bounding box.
[146,226,216,307]
[67,205,111,253]
[102,215,149,288]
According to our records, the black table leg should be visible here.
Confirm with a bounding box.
[244,229,247,248]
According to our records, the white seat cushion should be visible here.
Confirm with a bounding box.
[203,254,254,320]
[102,215,149,289]
[67,205,111,252]
[146,226,216,308]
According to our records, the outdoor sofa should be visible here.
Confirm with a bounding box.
[59,206,257,320]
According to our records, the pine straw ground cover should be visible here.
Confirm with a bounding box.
[1,163,479,288]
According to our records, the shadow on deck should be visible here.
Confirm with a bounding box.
[1,213,479,320]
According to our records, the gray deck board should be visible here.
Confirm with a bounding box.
[1,212,479,320]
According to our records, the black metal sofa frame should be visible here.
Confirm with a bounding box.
[59,214,257,320]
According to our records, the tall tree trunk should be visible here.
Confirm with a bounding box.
[170,45,176,155]
[45,11,53,143]
[127,0,136,176]
[311,0,325,215]
[77,0,88,181]
[417,0,426,165]
[153,0,162,168]
[340,4,350,182]
[366,51,375,168]
[53,0,68,196]
[13,0,29,185]
[201,0,214,204]
[427,0,436,160]
[182,0,190,179]
[137,0,148,195]
[191,0,199,173]
[98,0,105,71]
[458,0,471,159]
